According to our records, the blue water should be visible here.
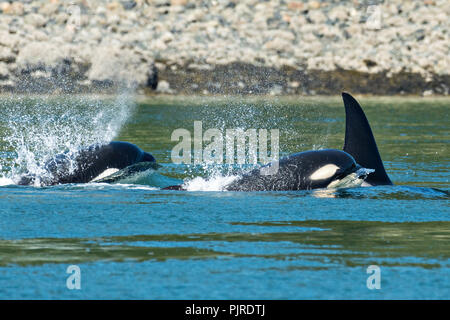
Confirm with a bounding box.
[0,95,448,299]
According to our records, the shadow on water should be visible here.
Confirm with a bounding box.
[310,186,450,200]
[0,238,237,267]
[1,220,448,269]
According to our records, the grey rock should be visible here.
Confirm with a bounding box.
[156,80,173,93]
[16,41,71,73]
[0,46,15,63]
[0,62,9,79]
[24,13,47,27]
[87,44,154,88]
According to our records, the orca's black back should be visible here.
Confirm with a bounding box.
[225,149,357,191]
[342,93,392,185]
[65,142,144,183]
[46,141,152,184]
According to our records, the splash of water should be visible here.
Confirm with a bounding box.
[0,92,135,183]
[0,177,14,186]
[327,168,375,189]
[182,174,239,191]
[174,161,250,192]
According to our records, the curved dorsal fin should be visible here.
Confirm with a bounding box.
[342,92,392,185]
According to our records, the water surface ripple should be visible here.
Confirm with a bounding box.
[0,96,448,299]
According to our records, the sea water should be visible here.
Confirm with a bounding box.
[0,95,448,299]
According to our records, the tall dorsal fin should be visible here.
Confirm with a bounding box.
[342,92,392,185]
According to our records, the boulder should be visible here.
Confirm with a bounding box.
[87,44,156,88]
[16,41,71,73]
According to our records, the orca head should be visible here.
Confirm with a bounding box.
[299,149,364,189]
[141,151,156,163]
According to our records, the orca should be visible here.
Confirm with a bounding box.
[224,149,363,191]
[163,92,392,191]
[17,141,156,186]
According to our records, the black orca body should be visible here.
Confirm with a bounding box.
[164,92,392,191]
[225,149,360,191]
[18,141,156,186]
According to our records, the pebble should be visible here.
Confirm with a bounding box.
[287,2,304,10]
[156,80,173,93]
[170,0,188,6]
[308,1,321,10]
[0,47,15,63]
[1,2,24,15]
[0,62,9,79]
[24,13,47,28]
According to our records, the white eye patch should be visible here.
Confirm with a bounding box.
[310,164,340,181]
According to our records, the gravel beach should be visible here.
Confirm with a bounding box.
[0,0,448,95]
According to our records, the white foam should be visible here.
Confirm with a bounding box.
[327,168,375,189]
[183,175,239,191]
[99,183,159,191]
[119,184,159,191]
[361,181,372,187]
[68,182,158,191]
[0,177,14,186]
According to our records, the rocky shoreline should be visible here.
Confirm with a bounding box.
[0,0,448,95]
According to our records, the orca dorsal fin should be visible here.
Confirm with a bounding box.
[342,92,392,185]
